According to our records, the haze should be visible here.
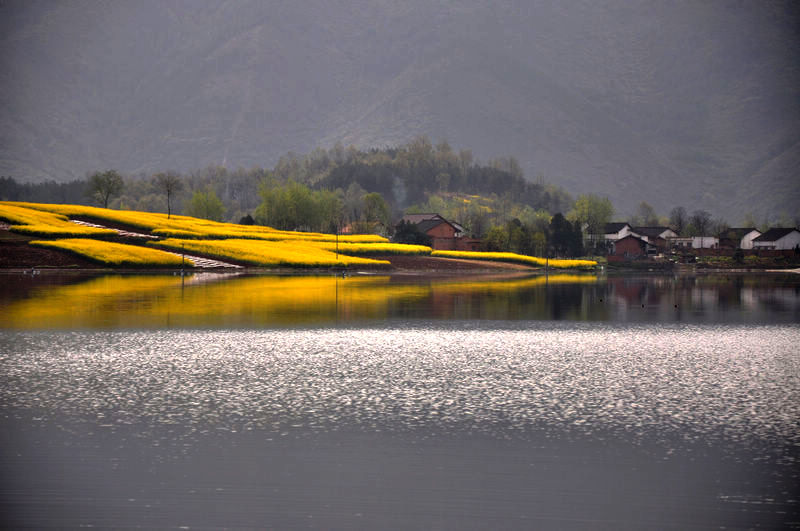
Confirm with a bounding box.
[1,0,798,220]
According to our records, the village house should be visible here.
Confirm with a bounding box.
[608,234,656,261]
[398,213,481,251]
[752,228,800,251]
[670,236,693,249]
[719,228,761,250]
[632,226,678,253]
[692,236,719,249]
[603,222,635,242]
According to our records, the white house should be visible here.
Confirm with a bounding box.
[752,228,800,250]
[720,228,761,250]
[603,222,634,241]
[692,236,719,249]
[671,237,693,249]
[632,226,679,241]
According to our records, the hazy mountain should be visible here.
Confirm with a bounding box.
[1,0,798,221]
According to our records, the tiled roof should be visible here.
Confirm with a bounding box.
[400,213,443,225]
[632,226,671,239]
[720,227,758,240]
[753,227,799,242]
[416,218,457,234]
[604,222,631,234]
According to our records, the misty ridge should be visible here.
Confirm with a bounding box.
[0,0,798,223]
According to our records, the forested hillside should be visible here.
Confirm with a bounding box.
[0,138,570,220]
[1,1,798,221]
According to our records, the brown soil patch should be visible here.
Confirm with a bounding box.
[376,255,537,272]
[0,241,97,269]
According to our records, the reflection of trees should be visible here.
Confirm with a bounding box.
[4,273,602,327]
[7,273,793,328]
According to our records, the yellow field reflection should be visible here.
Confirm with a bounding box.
[1,273,599,329]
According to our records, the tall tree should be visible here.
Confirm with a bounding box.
[669,206,688,235]
[186,186,225,221]
[689,209,712,236]
[87,170,124,208]
[633,201,659,226]
[362,192,390,228]
[567,194,613,249]
[711,217,730,237]
[153,171,183,218]
[548,212,578,257]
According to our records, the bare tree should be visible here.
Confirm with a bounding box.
[689,209,712,236]
[669,206,687,235]
[154,171,183,218]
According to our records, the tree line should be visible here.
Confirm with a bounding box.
[3,136,795,258]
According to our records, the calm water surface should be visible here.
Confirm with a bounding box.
[1,272,799,529]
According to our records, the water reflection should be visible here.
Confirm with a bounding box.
[0,272,798,328]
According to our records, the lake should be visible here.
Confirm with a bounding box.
[1,271,799,529]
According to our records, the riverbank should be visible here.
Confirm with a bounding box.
[0,235,541,274]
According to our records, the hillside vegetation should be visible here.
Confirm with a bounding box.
[1,1,797,221]
[1,201,596,270]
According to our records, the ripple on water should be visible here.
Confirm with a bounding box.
[1,323,798,455]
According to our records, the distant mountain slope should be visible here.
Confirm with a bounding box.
[1,0,797,221]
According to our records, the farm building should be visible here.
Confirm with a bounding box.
[398,213,481,251]
[752,228,800,250]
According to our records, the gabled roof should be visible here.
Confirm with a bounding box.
[400,213,444,225]
[720,227,759,240]
[616,234,649,244]
[632,226,673,239]
[604,222,631,234]
[416,218,458,235]
[753,227,799,242]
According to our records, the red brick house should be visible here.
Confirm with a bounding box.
[608,234,653,261]
[398,213,481,251]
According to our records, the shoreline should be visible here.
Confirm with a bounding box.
[2,232,798,276]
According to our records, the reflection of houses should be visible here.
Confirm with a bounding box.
[399,213,481,251]
[752,228,800,250]
[719,228,761,250]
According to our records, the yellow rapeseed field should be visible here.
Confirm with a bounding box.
[150,238,390,268]
[8,201,388,243]
[309,241,432,256]
[30,238,192,267]
[0,203,117,237]
[431,250,597,269]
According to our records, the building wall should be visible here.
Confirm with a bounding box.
[776,232,800,250]
[613,237,646,258]
[426,223,457,239]
[754,231,800,250]
[741,231,761,250]
[431,237,456,251]
[455,238,482,252]
[429,236,482,251]
[692,236,719,249]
